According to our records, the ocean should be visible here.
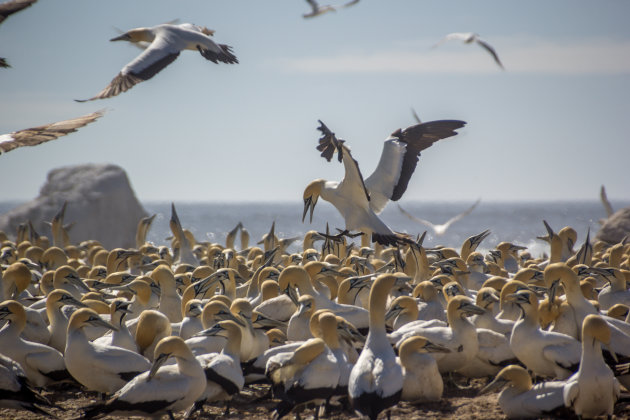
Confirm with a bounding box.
[1,200,625,258]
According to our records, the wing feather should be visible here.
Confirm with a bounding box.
[0,110,104,154]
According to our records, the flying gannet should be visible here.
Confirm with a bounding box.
[397,198,481,236]
[77,23,238,101]
[0,0,38,68]
[433,32,504,69]
[0,111,104,155]
[303,119,465,246]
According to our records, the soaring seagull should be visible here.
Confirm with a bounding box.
[0,110,104,155]
[0,0,38,68]
[433,32,504,69]
[77,23,237,102]
[397,198,481,236]
[302,119,466,246]
[303,0,336,18]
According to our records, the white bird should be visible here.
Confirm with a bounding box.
[480,365,568,419]
[192,321,244,416]
[508,289,580,379]
[398,198,480,236]
[303,0,336,18]
[77,23,238,101]
[0,111,104,154]
[0,353,57,417]
[83,336,206,419]
[398,336,450,403]
[92,299,137,352]
[349,273,403,420]
[0,300,71,387]
[600,184,614,221]
[433,32,504,69]
[65,308,151,394]
[303,119,465,246]
[563,315,620,419]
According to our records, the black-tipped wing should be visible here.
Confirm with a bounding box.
[600,185,613,217]
[389,120,466,201]
[197,43,238,64]
[0,0,37,24]
[77,36,181,102]
[475,39,503,69]
[0,110,104,154]
[0,57,9,68]
[316,120,370,204]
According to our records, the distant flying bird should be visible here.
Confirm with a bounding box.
[397,198,481,236]
[302,119,466,246]
[341,0,360,7]
[433,32,504,69]
[0,110,104,155]
[303,0,336,18]
[0,0,38,68]
[76,23,238,102]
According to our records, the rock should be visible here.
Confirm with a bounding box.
[596,207,630,245]
[0,164,147,249]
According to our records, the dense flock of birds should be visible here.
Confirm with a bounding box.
[0,197,629,419]
[3,1,628,420]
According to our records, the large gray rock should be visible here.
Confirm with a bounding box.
[0,164,146,249]
[596,207,630,245]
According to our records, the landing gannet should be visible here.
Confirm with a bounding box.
[433,32,504,69]
[77,23,238,101]
[83,336,205,419]
[303,119,465,246]
[398,198,480,236]
[564,315,620,419]
[349,274,403,420]
[0,111,104,155]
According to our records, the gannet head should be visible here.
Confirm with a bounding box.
[149,336,192,380]
[399,336,451,362]
[302,180,324,223]
[480,365,532,394]
[583,314,611,345]
[69,307,118,333]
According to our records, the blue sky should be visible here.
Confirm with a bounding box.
[0,0,628,203]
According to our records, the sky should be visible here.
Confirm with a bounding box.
[0,0,629,204]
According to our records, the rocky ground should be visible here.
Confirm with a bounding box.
[4,377,630,420]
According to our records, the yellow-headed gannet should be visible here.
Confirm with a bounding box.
[348,273,403,420]
[480,365,568,419]
[303,119,465,246]
[398,198,481,237]
[83,336,205,419]
[433,32,504,69]
[65,308,151,393]
[398,336,450,402]
[0,111,104,155]
[508,289,580,379]
[77,23,238,101]
[564,315,620,419]
[0,300,71,387]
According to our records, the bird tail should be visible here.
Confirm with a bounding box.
[198,44,239,64]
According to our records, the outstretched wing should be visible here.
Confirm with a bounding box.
[0,0,37,24]
[475,38,504,69]
[315,120,370,204]
[600,185,614,217]
[0,110,105,154]
[77,36,181,102]
[365,120,466,214]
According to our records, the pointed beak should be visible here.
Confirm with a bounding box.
[148,352,169,380]
[384,306,402,321]
[302,197,315,223]
[479,377,508,395]
[462,302,486,316]
[424,340,451,354]
[549,279,559,302]
[110,33,130,42]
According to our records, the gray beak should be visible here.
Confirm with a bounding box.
[148,353,169,380]
[302,197,315,223]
